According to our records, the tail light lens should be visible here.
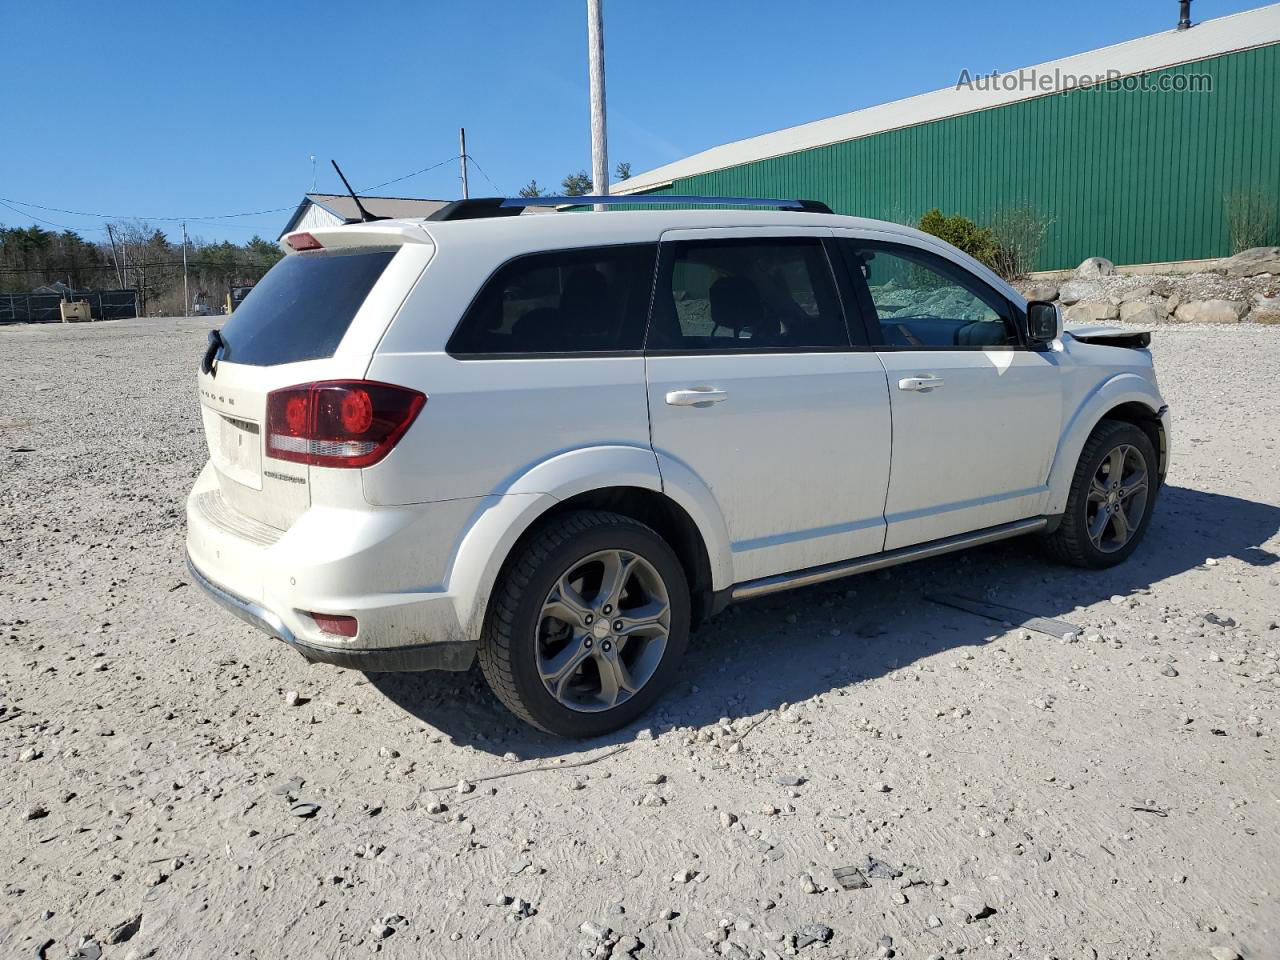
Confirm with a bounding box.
[266,380,425,468]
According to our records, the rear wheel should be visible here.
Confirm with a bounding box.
[478,510,691,738]
[1043,419,1158,568]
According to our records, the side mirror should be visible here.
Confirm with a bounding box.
[1026,300,1062,343]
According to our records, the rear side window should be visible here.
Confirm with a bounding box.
[448,244,657,356]
[647,237,850,351]
[218,248,396,366]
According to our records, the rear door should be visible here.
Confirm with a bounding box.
[197,230,432,529]
[833,233,1062,550]
[645,228,892,584]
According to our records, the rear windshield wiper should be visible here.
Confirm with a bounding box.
[202,329,225,376]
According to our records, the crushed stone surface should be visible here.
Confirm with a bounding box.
[2,317,1277,959]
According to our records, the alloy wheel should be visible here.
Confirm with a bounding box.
[1085,443,1149,553]
[535,549,671,713]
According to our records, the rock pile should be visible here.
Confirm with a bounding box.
[1016,249,1280,325]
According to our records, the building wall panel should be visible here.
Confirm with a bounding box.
[647,45,1280,270]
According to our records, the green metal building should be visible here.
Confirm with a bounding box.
[617,4,1280,272]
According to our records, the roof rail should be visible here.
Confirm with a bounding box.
[509,195,833,213]
[424,195,834,221]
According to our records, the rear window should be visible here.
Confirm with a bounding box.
[218,248,396,366]
[448,244,657,356]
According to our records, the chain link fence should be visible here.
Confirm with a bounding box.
[0,289,139,324]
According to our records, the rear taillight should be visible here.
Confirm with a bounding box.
[265,380,425,468]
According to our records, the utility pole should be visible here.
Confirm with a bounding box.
[105,223,124,288]
[181,222,191,317]
[459,128,470,199]
[587,0,608,208]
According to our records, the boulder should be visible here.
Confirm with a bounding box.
[1217,246,1280,278]
[1164,293,1183,314]
[1172,299,1249,324]
[1118,285,1154,303]
[1251,295,1280,324]
[1064,301,1120,324]
[1119,301,1162,326]
[1075,257,1116,280]
[1022,283,1059,303]
[1057,280,1104,305]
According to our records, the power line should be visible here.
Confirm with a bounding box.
[463,153,503,196]
[0,154,466,225]
[0,199,106,233]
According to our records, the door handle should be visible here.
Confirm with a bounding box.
[665,387,728,407]
[897,376,945,392]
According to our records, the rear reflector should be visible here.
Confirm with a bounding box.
[266,380,425,468]
[310,613,358,637]
[286,232,324,251]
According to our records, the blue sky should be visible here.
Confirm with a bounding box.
[0,0,1269,243]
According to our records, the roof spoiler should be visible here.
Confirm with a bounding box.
[426,195,833,221]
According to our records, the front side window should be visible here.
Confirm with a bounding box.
[647,237,850,351]
[840,241,1020,348]
[448,244,656,355]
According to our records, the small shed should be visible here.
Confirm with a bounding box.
[278,194,451,240]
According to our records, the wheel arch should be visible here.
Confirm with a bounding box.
[1046,374,1167,514]
[447,445,732,639]
[500,487,719,626]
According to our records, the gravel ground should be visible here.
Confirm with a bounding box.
[2,317,1278,960]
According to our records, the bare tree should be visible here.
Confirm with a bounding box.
[988,203,1055,281]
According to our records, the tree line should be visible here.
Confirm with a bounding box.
[0,222,283,315]
[518,161,631,200]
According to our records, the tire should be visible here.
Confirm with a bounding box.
[1043,419,1159,568]
[478,509,691,738]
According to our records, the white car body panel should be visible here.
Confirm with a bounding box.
[874,348,1062,549]
[647,349,892,582]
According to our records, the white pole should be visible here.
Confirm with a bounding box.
[459,127,470,199]
[587,0,608,209]
[181,222,190,317]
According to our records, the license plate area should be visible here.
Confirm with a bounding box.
[203,406,263,490]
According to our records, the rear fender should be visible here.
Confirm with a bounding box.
[445,445,720,637]
[446,445,736,636]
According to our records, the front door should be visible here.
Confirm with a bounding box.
[835,234,1062,550]
[645,228,892,584]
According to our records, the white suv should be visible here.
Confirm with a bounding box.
[186,196,1170,737]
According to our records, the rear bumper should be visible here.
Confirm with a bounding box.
[186,550,475,672]
[184,461,484,672]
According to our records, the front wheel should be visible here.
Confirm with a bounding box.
[1043,419,1159,568]
[478,510,691,738]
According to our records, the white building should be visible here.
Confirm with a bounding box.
[278,194,450,240]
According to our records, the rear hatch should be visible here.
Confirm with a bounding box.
[197,223,433,530]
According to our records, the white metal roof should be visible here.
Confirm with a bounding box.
[277,194,451,239]
[616,3,1280,195]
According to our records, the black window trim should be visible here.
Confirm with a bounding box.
[446,241,660,360]
[641,233,871,357]
[835,238,1030,352]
